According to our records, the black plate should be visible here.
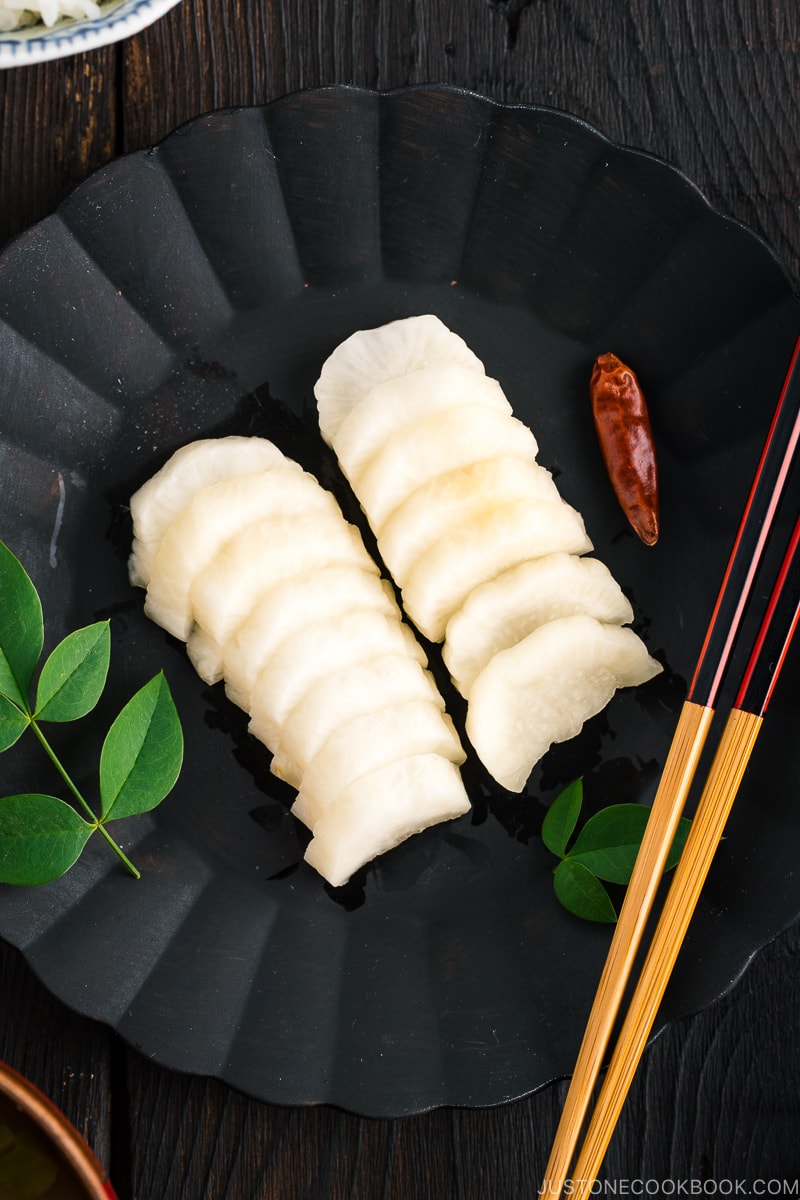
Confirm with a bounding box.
[0,86,798,1118]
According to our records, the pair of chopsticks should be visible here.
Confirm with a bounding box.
[541,331,800,1197]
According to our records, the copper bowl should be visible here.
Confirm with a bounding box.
[0,1062,116,1199]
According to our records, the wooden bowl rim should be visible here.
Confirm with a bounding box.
[0,1060,116,1198]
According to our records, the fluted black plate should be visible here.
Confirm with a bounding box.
[0,86,799,1117]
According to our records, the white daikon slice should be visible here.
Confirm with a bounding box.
[184,628,230,687]
[378,456,562,584]
[128,436,289,588]
[274,653,444,789]
[186,516,381,685]
[289,699,463,824]
[247,609,426,753]
[401,498,593,642]
[333,363,511,481]
[222,566,396,707]
[303,754,471,887]
[443,553,635,695]
[353,405,540,531]
[466,614,662,792]
[144,468,339,642]
[315,314,484,444]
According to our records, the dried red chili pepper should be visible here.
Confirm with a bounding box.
[590,352,659,546]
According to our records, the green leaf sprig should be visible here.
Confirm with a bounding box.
[0,539,183,885]
[542,777,691,923]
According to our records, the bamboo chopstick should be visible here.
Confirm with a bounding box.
[540,698,712,1196]
[540,332,800,1199]
[568,513,800,1197]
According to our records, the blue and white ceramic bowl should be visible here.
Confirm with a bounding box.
[0,0,182,67]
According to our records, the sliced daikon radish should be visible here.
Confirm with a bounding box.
[315,314,484,444]
[222,566,396,707]
[128,436,289,588]
[274,653,444,789]
[443,554,635,694]
[466,614,662,792]
[186,517,382,685]
[354,405,540,531]
[247,609,426,753]
[333,363,511,480]
[401,497,593,642]
[378,457,562,584]
[303,754,471,887]
[145,468,339,641]
[290,699,464,824]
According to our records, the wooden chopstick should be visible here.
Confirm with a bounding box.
[540,698,712,1196]
[540,332,800,1198]
[568,513,800,1197]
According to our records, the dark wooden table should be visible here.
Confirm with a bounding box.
[1,2,800,1196]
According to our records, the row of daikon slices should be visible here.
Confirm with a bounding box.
[315,315,662,792]
[128,434,469,887]
[128,315,661,887]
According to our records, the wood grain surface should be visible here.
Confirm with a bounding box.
[1,2,799,1197]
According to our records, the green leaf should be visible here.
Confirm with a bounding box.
[554,858,618,923]
[567,803,691,885]
[0,794,93,885]
[541,778,583,858]
[99,672,183,821]
[34,621,111,722]
[0,540,44,711]
[0,692,29,753]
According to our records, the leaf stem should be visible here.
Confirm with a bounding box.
[29,719,94,817]
[94,822,141,880]
[29,719,140,879]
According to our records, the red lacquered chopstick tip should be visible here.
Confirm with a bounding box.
[734,513,800,715]
[688,332,800,710]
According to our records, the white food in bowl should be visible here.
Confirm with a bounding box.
[0,0,183,69]
[0,0,99,31]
